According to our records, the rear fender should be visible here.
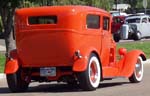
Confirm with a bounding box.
[73,47,99,72]
[4,59,19,74]
[73,56,88,72]
[4,49,19,74]
[119,50,146,77]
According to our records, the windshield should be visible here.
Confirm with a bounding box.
[111,12,120,17]
[126,18,140,23]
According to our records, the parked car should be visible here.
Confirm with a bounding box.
[110,11,128,17]
[4,6,146,92]
[120,15,150,40]
[112,16,125,42]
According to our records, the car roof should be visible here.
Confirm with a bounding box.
[126,15,149,20]
[16,5,109,16]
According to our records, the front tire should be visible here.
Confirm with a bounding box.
[129,56,144,83]
[113,34,120,42]
[7,68,29,92]
[77,53,101,91]
[133,31,141,41]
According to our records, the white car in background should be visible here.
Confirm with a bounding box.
[120,15,150,40]
[110,11,128,17]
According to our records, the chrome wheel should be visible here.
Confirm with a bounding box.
[89,57,100,88]
[135,57,143,81]
[129,56,144,83]
[77,53,101,91]
[133,31,141,40]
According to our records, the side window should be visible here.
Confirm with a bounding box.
[142,17,147,23]
[103,17,110,30]
[86,14,100,29]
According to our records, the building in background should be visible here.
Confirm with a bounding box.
[112,4,131,12]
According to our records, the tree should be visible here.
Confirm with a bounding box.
[0,0,37,57]
[0,0,20,57]
[136,0,150,9]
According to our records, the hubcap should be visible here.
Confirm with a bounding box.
[135,57,143,80]
[90,61,98,83]
[137,33,140,38]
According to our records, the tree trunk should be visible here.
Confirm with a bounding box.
[0,7,16,57]
[4,26,16,57]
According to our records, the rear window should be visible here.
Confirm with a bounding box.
[28,16,57,25]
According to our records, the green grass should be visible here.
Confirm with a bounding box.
[117,41,150,58]
[0,53,5,73]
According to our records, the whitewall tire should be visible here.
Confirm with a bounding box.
[77,53,101,91]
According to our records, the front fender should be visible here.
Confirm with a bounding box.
[119,50,146,77]
[4,49,19,74]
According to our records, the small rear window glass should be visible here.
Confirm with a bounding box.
[28,16,57,25]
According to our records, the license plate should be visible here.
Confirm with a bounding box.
[40,67,56,77]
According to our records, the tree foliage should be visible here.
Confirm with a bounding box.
[118,0,150,9]
[22,0,112,10]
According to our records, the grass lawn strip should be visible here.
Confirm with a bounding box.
[0,53,5,73]
[117,41,150,58]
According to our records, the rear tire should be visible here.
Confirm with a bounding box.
[7,68,29,92]
[77,53,101,91]
[129,56,144,83]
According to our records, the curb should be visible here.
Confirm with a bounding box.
[0,59,149,80]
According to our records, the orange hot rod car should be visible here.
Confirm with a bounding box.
[4,6,146,92]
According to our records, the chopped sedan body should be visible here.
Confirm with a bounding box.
[4,6,146,92]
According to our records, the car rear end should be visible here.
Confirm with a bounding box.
[14,6,84,81]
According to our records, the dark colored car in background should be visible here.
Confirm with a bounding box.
[111,16,125,42]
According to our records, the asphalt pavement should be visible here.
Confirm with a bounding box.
[0,64,150,96]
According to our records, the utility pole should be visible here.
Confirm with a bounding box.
[143,0,147,14]
[115,0,118,11]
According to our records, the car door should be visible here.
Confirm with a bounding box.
[147,17,150,36]
[101,16,112,66]
[101,16,118,77]
[141,17,149,37]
